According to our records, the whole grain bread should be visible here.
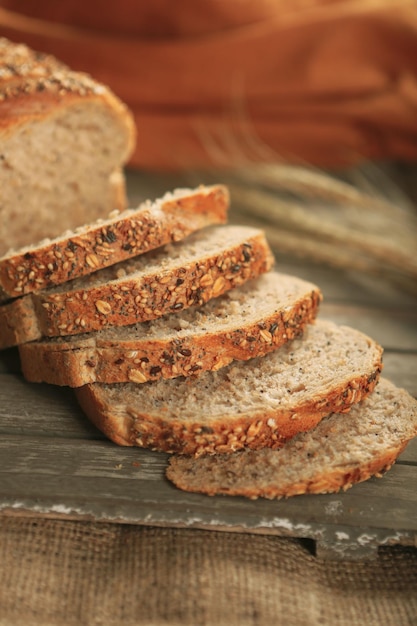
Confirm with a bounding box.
[0,225,274,349]
[75,320,383,456]
[0,37,135,256]
[0,184,229,301]
[19,272,322,386]
[166,378,417,498]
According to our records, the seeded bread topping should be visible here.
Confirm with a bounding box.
[75,320,383,456]
[0,184,229,300]
[0,225,274,349]
[0,37,111,105]
[19,272,322,386]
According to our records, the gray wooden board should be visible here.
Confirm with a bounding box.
[0,364,416,560]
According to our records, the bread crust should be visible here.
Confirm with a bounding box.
[0,37,136,255]
[0,296,39,348]
[166,444,407,498]
[0,37,135,152]
[165,378,417,498]
[75,364,382,456]
[0,185,229,300]
[19,281,322,386]
[0,228,274,349]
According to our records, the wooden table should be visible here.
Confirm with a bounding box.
[1,174,416,560]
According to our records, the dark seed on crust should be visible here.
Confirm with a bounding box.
[102,229,117,244]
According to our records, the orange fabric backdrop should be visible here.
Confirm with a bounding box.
[1,0,417,172]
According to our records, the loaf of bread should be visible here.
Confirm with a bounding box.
[0,37,135,256]
[1,39,411,504]
[75,320,383,456]
[0,184,229,301]
[166,378,417,498]
[18,272,322,386]
[0,225,274,349]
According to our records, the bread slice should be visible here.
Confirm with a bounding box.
[0,225,274,349]
[75,320,383,456]
[0,37,135,256]
[166,378,417,498]
[0,184,229,301]
[19,273,322,387]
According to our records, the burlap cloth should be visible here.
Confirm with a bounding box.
[0,517,416,626]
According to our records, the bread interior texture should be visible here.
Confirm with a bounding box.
[0,100,128,255]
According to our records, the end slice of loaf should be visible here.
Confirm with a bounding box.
[0,225,274,349]
[19,273,322,386]
[166,378,417,498]
[0,37,135,256]
[0,184,229,301]
[75,320,383,456]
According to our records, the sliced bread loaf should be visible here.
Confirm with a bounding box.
[75,320,383,456]
[0,225,274,349]
[0,185,229,301]
[166,378,417,498]
[0,37,135,256]
[19,273,322,386]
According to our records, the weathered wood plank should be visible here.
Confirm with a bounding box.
[382,353,417,397]
[0,434,415,561]
[399,437,417,464]
[0,374,101,440]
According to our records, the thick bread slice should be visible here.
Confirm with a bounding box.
[19,273,322,386]
[0,37,135,256]
[0,185,229,301]
[166,379,417,498]
[0,225,274,349]
[75,320,383,456]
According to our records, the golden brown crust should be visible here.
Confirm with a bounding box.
[165,378,417,498]
[275,446,407,499]
[37,231,274,336]
[0,229,274,348]
[19,286,322,386]
[0,37,135,155]
[0,185,229,300]
[75,365,382,456]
